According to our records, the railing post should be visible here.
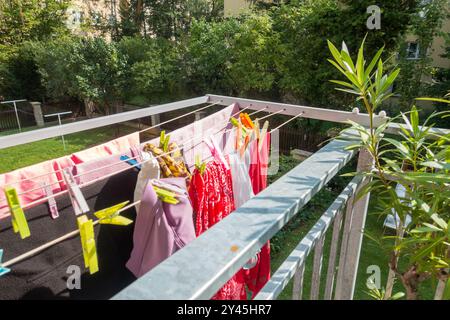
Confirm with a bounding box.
[334,148,373,300]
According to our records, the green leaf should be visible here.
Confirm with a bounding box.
[384,138,411,159]
[327,40,344,68]
[430,213,448,230]
[365,46,384,78]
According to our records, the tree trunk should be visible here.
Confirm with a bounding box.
[84,98,95,118]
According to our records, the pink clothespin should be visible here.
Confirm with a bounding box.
[41,182,59,219]
[62,168,89,216]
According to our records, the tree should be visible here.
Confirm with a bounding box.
[329,38,450,300]
[35,37,127,116]
[268,0,420,109]
[0,0,70,47]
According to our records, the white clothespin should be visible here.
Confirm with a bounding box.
[62,168,89,216]
[41,182,59,219]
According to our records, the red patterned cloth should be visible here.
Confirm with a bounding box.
[245,133,271,298]
[189,160,247,300]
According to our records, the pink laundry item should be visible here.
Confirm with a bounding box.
[72,151,135,185]
[126,177,196,278]
[0,160,61,219]
[71,132,139,164]
[0,132,140,219]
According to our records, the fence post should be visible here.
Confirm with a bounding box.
[30,102,44,127]
[151,114,160,127]
[334,148,373,300]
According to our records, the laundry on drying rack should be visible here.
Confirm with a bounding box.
[0,100,303,300]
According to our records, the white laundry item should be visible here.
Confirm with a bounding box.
[134,151,161,212]
[229,148,254,209]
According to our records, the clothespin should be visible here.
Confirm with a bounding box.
[258,120,269,152]
[41,182,59,219]
[4,186,30,239]
[240,113,255,130]
[230,117,248,135]
[0,249,11,276]
[62,168,89,216]
[152,185,180,204]
[159,130,170,152]
[254,119,261,141]
[120,155,141,171]
[94,201,133,226]
[151,179,187,197]
[195,154,206,175]
[77,215,99,275]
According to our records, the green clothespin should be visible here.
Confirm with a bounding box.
[159,130,171,152]
[4,187,30,239]
[94,201,133,226]
[153,185,180,204]
[195,155,206,175]
[0,249,11,276]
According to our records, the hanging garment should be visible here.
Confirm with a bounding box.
[228,149,253,209]
[143,143,191,180]
[73,151,135,185]
[0,169,138,300]
[133,152,161,212]
[0,104,242,299]
[189,160,247,300]
[141,104,240,172]
[245,133,271,298]
[126,178,195,278]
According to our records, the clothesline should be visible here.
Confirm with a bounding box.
[0,105,263,203]
[0,107,302,213]
[1,102,225,189]
[1,110,305,269]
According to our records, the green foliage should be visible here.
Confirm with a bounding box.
[394,0,448,110]
[270,0,419,108]
[0,0,70,47]
[34,37,127,115]
[329,38,450,300]
[118,37,185,103]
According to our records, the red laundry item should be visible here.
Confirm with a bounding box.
[189,160,247,300]
[245,133,271,298]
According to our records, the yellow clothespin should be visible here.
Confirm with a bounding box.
[259,120,269,152]
[4,187,30,239]
[77,215,99,275]
[94,201,133,226]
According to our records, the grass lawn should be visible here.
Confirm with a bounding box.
[0,124,136,174]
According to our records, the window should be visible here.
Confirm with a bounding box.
[406,42,420,60]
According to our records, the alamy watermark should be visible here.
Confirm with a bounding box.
[366,264,381,290]
[66,265,81,290]
[367,5,381,30]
